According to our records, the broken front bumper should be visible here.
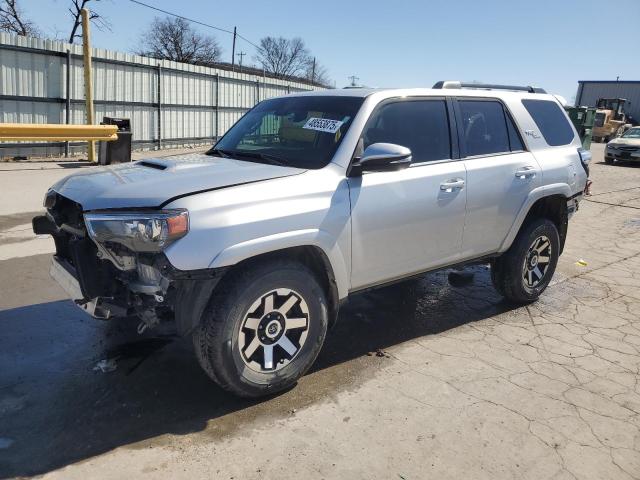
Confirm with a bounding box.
[49,256,114,319]
[35,208,227,334]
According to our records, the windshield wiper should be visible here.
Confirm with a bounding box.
[206,148,232,158]
[206,147,288,166]
[222,150,288,166]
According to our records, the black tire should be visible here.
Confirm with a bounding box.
[605,157,614,165]
[491,218,560,304]
[193,259,329,398]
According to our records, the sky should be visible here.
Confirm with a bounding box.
[24,0,640,102]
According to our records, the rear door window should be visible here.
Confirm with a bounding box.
[522,99,575,146]
[458,100,511,156]
[362,99,451,163]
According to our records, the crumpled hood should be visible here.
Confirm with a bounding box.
[51,153,306,211]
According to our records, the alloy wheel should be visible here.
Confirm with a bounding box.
[238,288,310,373]
[522,235,552,289]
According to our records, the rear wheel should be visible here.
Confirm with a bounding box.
[491,218,560,303]
[193,259,328,398]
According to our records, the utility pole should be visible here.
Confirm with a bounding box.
[231,26,237,68]
[348,75,359,87]
[311,57,316,84]
[236,51,246,68]
[81,8,96,162]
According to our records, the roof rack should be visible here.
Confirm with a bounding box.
[433,80,546,94]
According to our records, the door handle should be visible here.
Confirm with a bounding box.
[515,166,536,179]
[440,178,465,192]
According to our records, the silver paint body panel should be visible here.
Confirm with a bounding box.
[51,88,587,301]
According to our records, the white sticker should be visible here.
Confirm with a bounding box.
[303,117,344,134]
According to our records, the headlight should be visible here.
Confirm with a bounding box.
[607,144,619,149]
[84,210,189,252]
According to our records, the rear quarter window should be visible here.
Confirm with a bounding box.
[521,99,575,146]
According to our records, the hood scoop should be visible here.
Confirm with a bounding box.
[138,161,167,170]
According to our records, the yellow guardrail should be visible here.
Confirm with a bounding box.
[0,124,118,142]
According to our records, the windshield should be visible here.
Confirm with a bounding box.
[621,128,640,139]
[209,95,364,169]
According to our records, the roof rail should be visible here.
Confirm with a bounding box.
[433,80,546,94]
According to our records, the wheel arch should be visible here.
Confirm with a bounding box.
[211,239,344,328]
[500,185,571,254]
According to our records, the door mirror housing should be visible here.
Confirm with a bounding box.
[356,143,412,173]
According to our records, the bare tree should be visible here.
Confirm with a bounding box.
[68,0,110,43]
[305,58,331,87]
[255,36,312,79]
[136,17,222,64]
[0,0,39,36]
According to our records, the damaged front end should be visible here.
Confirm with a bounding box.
[33,191,225,335]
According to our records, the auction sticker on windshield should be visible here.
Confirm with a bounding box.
[303,117,344,134]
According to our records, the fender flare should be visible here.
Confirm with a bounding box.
[498,183,572,253]
[208,229,350,300]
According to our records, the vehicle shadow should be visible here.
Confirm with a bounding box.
[0,265,514,477]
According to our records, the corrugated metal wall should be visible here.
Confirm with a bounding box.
[0,33,322,158]
[576,81,640,122]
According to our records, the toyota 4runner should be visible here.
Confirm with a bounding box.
[33,81,590,397]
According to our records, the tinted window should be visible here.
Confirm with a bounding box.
[522,99,574,146]
[506,113,524,151]
[213,96,364,169]
[459,100,510,156]
[362,100,451,163]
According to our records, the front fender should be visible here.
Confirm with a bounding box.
[209,229,350,300]
[498,183,572,253]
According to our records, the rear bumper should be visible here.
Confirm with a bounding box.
[567,193,582,219]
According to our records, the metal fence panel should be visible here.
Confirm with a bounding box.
[0,33,322,158]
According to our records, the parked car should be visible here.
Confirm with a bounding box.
[33,81,589,397]
[605,127,640,164]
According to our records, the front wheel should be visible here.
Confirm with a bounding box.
[491,218,560,303]
[193,259,329,398]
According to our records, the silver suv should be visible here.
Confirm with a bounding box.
[33,81,590,397]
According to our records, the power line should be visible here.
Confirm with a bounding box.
[128,0,261,50]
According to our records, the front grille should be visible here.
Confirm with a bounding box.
[618,146,639,152]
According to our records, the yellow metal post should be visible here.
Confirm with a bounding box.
[0,124,118,141]
[81,9,96,162]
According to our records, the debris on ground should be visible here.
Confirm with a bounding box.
[624,219,640,227]
[93,359,118,373]
[576,259,588,267]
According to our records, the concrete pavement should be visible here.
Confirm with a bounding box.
[1,144,639,479]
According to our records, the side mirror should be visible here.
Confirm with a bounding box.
[357,143,412,173]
